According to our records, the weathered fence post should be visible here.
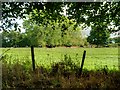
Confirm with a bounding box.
[79,50,86,76]
[31,46,35,71]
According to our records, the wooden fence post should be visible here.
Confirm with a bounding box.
[31,46,35,71]
[79,50,86,76]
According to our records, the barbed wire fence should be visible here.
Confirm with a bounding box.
[1,47,119,71]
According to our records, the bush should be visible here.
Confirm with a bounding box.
[108,43,118,47]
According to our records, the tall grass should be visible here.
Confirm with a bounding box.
[2,54,120,89]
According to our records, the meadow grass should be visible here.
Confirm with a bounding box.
[1,47,118,70]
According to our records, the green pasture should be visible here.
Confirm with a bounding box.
[1,47,119,70]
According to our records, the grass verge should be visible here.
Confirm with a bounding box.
[2,54,120,89]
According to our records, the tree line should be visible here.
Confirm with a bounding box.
[1,2,120,47]
[1,17,88,47]
[1,15,119,48]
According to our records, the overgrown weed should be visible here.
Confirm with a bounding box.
[2,54,120,89]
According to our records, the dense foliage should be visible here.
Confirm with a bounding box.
[1,15,89,47]
[2,2,120,31]
[1,2,120,46]
[87,26,110,47]
[1,30,30,47]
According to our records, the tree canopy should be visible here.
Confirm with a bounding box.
[1,1,120,46]
[1,2,64,31]
[1,2,120,31]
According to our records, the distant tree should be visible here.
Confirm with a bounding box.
[113,37,120,43]
[1,31,10,47]
[1,30,20,47]
[16,33,31,47]
[1,30,30,47]
[87,26,110,47]
[23,15,83,47]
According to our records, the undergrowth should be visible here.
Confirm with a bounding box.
[2,54,120,89]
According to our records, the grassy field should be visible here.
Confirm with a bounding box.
[2,47,120,88]
[1,47,118,70]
